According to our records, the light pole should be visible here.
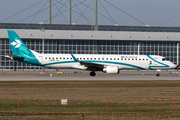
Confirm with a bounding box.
[49,0,51,24]
[68,0,71,24]
[41,27,45,72]
[94,0,98,31]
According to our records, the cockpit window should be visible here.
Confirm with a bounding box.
[162,58,169,61]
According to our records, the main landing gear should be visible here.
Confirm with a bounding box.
[90,71,96,76]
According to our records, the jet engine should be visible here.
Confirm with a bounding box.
[103,66,119,74]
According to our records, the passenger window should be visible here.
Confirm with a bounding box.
[102,58,104,60]
[117,58,119,60]
[114,58,116,60]
[52,57,54,59]
[56,57,58,59]
[84,58,85,60]
[110,58,112,60]
[162,58,166,61]
[87,58,89,60]
[60,57,61,59]
[98,58,100,60]
[165,58,169,61]
[143,59,144,61]
[106,58,108,60]
[125,59,126,60]
[63,58,65,59]
[139,59,141,61]
[94,58,96,60]
[91,58,92,60]
[49,57,51,59]
[67,58,69,59]
[132,59,134,60]
[45,57,47,59]
[128,59,130,60]
[121,58,123,60]
[146,59,148,61]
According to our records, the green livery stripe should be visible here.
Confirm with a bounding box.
[43,61,77,66]
[146,55,169,70]
[86,60,146,70]
[43,60,146,70]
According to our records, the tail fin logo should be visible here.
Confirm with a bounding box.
[11,39,21,48]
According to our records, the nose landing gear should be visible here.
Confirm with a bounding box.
[156,70,161,76]
[156,73,160,76]
[90,71,96,76]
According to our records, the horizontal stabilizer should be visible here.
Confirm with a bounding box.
[4,54,25,60]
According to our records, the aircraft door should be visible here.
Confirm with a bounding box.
[153,57,158,65]
[38,56,43,63]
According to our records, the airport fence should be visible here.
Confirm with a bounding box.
[17,97,179,108]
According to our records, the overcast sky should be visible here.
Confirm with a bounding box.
[1,0,180,27]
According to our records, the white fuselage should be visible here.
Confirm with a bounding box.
[34,53,176,71]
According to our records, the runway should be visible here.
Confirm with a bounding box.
[0,71,179,81]
[0,75,180,81]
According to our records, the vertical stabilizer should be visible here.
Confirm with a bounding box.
[8,30,34,57]
[7,30,41,66]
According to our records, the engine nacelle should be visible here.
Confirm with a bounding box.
[103,66,119,74]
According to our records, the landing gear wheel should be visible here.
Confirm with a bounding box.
[90,71,96,76]
[156,73,160,76]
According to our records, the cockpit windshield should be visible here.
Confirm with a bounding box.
[162,58,169,61]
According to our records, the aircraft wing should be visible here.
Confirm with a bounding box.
[70,53,104,70]
[79,61,104,68]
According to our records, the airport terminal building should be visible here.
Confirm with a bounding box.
[0,23,180,71]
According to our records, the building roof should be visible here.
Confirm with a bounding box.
[1,23,180,32]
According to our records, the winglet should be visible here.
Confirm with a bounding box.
[70,53,79,62]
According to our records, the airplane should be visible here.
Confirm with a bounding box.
[5,30,177,76]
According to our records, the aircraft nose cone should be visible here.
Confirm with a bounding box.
[176,64,179,69]
[173,64,178,69]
